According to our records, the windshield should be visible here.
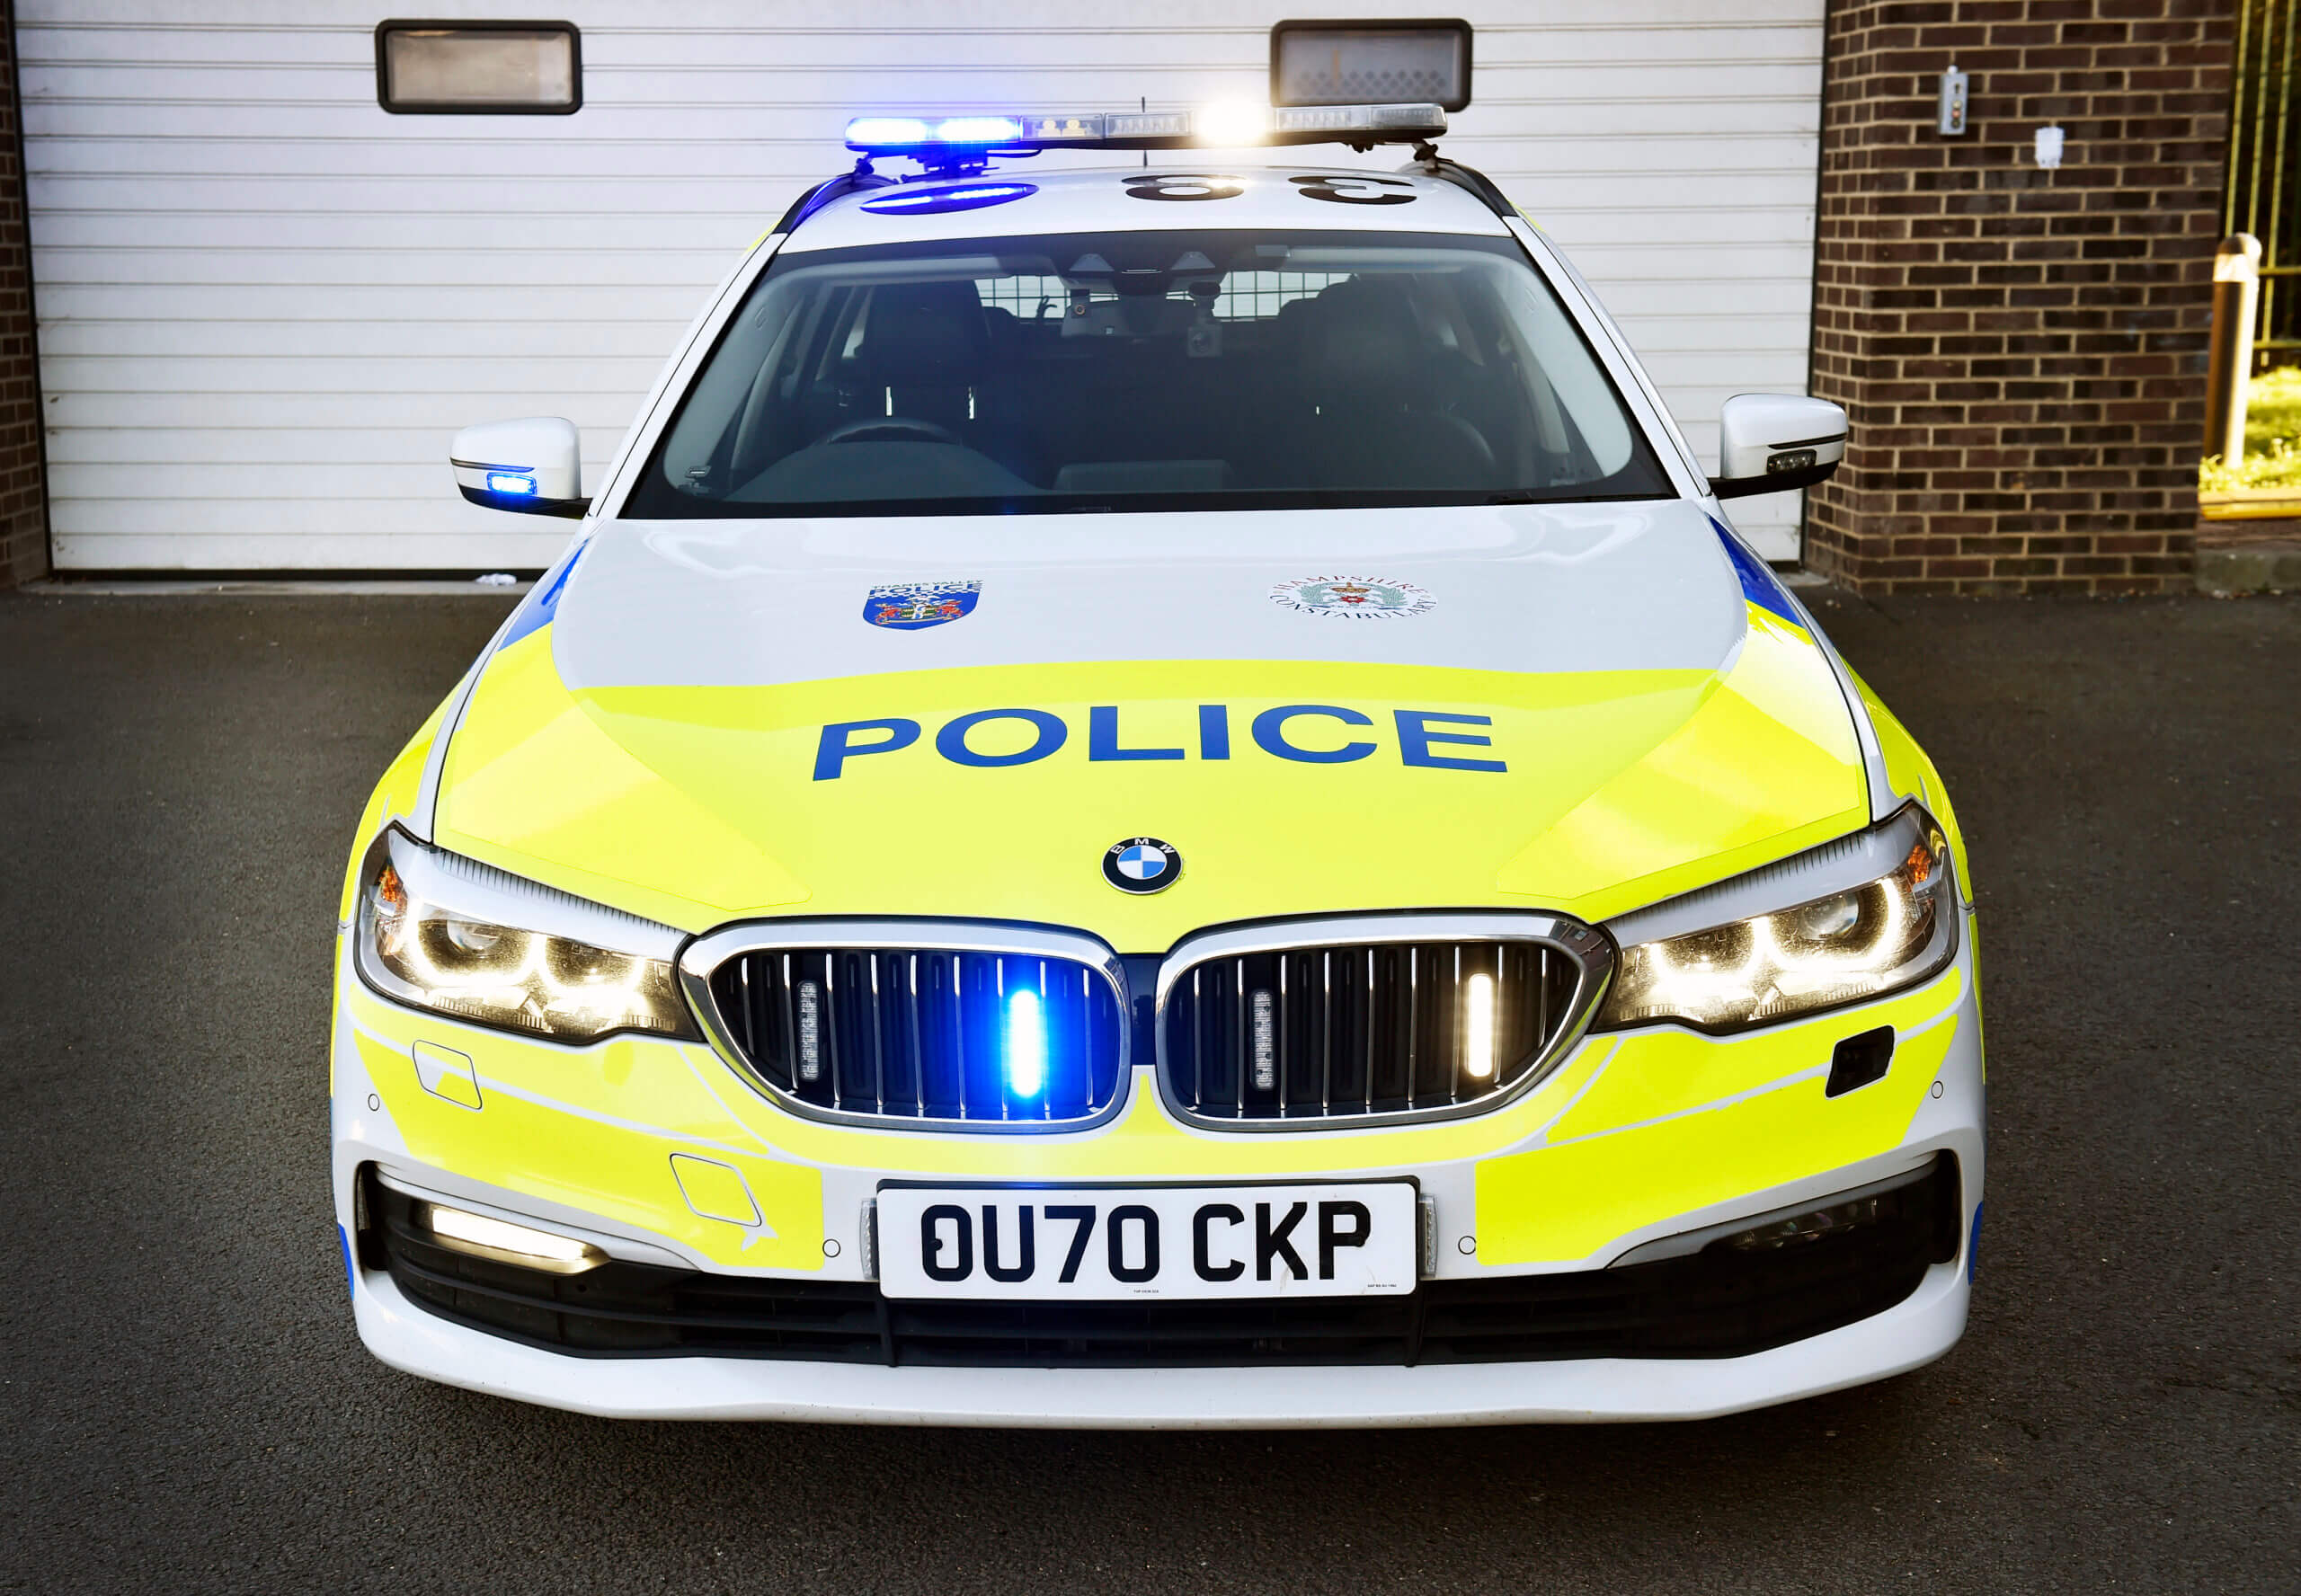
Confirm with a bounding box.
[624,228,1674,519]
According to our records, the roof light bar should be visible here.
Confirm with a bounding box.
[841,102,1445,157]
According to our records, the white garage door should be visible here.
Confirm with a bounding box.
[21,0,1821,571]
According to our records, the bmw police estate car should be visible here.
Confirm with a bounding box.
[333,103,1983,1425]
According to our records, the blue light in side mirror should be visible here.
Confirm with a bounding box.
[486,472,539,496]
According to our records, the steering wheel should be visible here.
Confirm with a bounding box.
[818,417,959,446]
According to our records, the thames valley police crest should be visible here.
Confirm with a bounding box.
[865,581,981,630]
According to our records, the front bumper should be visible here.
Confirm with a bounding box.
[330,921,1986,1425]
[348,1254,1969,1427]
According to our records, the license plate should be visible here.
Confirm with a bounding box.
[875,1183,1418,1300]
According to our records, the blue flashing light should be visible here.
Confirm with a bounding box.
[845,117,932,147]
[840,103,1445,160]
[1005,987,1046,1098]
[485,472,539,496]
[934,115,1022,145]
[860,182,1036,217]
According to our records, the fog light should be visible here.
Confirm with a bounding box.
[1719,1194,1885,1254]
[422,1201,606,1274]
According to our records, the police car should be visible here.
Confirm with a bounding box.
[333,102,1984,1425]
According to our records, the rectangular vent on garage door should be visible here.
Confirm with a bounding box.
[377,20,581,114]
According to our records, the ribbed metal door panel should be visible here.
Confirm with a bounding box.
[22,0,1819,569]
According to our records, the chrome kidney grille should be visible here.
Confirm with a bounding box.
[1160,930,1604,1126]
[700,945,1126,1127]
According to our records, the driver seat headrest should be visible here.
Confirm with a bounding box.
[857,281,988,386]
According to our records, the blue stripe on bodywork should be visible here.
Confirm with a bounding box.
[498,542,586,652]
[1708,515,1803,627]
[339,1223,355,1299]
[1968,1201,1983,1283]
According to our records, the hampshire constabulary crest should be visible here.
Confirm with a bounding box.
[863,580,981,630]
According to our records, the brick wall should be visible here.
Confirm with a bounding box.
[0,1,46,589]
[1807,1,2236,593]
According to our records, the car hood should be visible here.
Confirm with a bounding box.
[430,501,1869,944]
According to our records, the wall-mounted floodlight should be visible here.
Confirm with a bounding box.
[1271,19,1472,113]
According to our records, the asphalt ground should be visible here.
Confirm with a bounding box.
[1,588,2295,1594]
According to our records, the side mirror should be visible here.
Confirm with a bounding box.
[450,416,587,518]
[1710,394,1847,500]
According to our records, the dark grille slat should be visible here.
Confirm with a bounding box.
[777,953,797,1094]
[822,954,842,1105]
[706,944,1123,1126]
[1405,947,1420,1105]
[1163,935,1587,1126]
[1233,957,1246,1116]
[1363,947,1376,1114]
[1450,944,1461,1104]
[866,953,886,1113]
[1275,954,1288,1113]
[1325,952,1344,1113]
[946,953,967,1120]
[906,953,925,1118]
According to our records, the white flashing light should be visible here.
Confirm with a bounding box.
[485,471,538,496]
[1195,99,1271,146]
[1005,987,1046,1098]
[1463,972,1497,1080]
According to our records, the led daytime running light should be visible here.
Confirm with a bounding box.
[357,841,697,1044]
[1600,822,1955,1033]
[422,1201,607,1274]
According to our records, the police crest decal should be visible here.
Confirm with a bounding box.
[864,580,981,630]
[1268,576,1435,619]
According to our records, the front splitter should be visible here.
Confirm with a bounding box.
[350,1258,1970,1428]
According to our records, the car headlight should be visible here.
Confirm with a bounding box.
[1596,806,1958,1033]
[352,829,697,1043]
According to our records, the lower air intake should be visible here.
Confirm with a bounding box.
[364,1155,1959,1369]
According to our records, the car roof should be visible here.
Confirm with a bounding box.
[779,164,1513,253]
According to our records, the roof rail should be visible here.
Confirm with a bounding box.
[1409,155,1518,222]
[772,164,895,235]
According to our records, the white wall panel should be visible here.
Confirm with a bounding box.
[22,0,1820,570]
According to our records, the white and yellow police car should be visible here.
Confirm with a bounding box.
[333,103,1984,1425]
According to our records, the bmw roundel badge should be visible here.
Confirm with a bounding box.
[1103,837,1180,894]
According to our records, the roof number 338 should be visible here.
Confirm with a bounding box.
[1124,174,1417,204]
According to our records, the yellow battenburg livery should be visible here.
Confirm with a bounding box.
[335,120,1982,1428]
